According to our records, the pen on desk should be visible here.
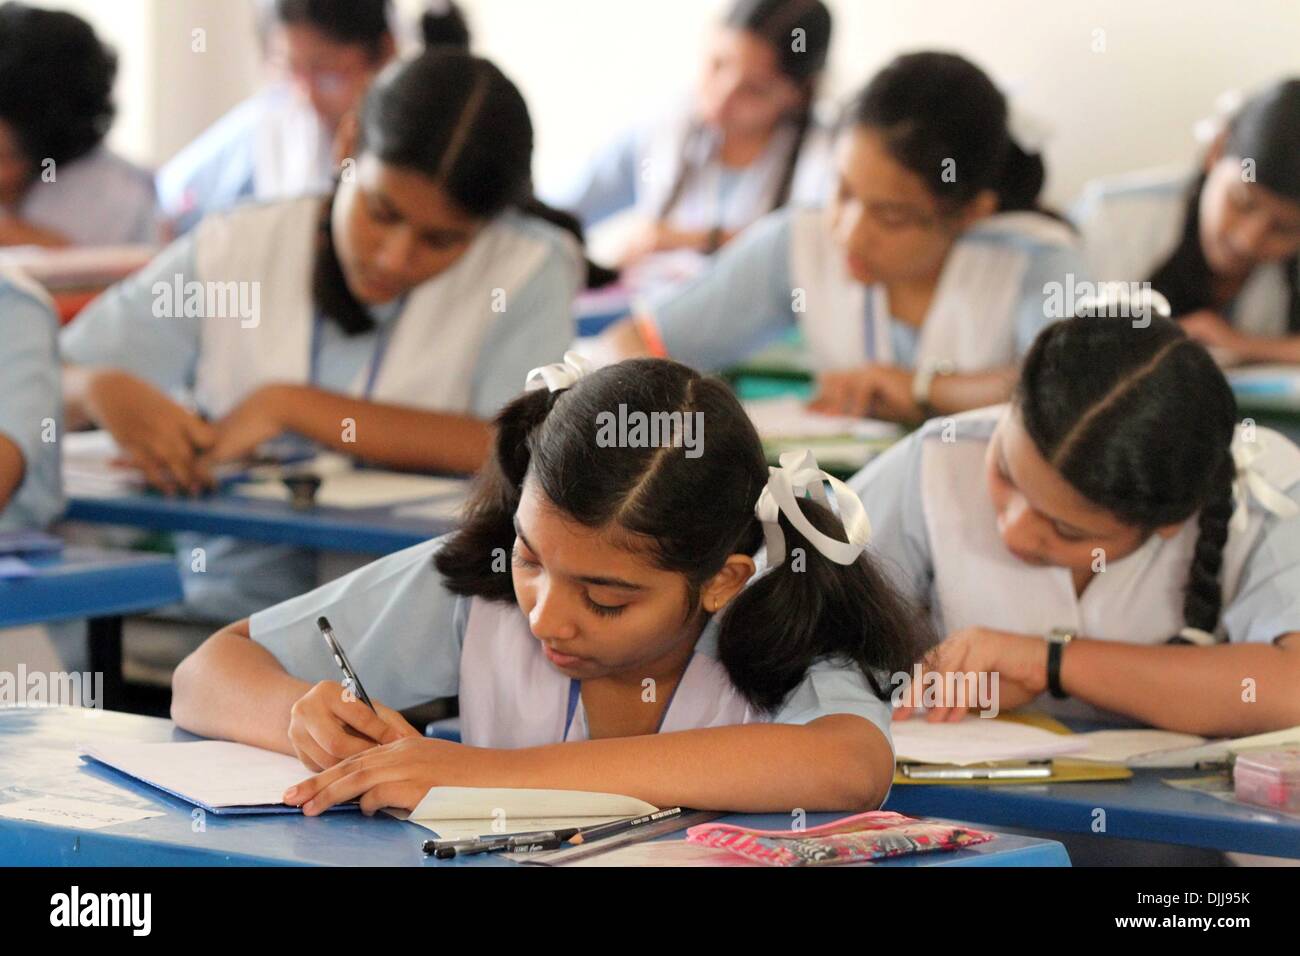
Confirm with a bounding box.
[569,806,686,845]
[316,616,375,713]
[422,827,580,857]
[901,763,1052,780]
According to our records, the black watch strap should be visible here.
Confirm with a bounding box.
[1047,639,1068,699]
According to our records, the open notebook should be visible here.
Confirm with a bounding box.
[79,741,657,834]
[392,787,659,841]
[79,740,351,815]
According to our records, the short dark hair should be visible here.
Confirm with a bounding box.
[851,51,1045,215]
[274,0,392,59]
[0,2,117,167]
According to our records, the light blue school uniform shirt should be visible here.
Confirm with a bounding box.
[850,414,1300,645]
[249,534,896,744]
[0,278,62,531]
[14,147,159,246]
[156,86,334,237]
[59,209,579,620]
[553,127,770,229]
[649,207,1083,373]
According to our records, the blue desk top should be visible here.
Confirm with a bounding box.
[886,766,1300,858]
[66,491,456,555]
[0,708,1068,867]
[0,547,183,628]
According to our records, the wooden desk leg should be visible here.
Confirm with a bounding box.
[87,615,124,710]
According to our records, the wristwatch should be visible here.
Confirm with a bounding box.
[912,358,956,417]
[1045,627,1075,699]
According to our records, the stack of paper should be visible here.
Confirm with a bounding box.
[744,397,902,473]
[62,430,146,496]
[1124,725,1300,769]
[1067,729,1206,766]
[891,717,1089,765]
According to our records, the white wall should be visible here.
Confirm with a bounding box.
[457,0,1300,205]
[32,0,1300,205]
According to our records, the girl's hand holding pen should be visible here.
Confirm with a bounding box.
[287,680,421,772]
[284,737,478,816]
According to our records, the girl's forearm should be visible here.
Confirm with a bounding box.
[929,367,1018,416]
[0,435,23,510]
[1239,334,1300,365]
[170,622,310,754]
[1060,636,1300,736]
[478,715,893,813]
[275,385,492,474]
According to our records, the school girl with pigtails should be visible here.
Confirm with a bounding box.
[171,355,931,814]
[853,310,1300,735]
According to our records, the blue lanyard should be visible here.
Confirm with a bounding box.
[309,303,405,400]
[563,679,581,741]
[562,654,693,741]
[863,291,878,364]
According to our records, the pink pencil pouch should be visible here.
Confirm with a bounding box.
[685,810,994,866]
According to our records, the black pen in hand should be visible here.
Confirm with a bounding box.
[316,615,376,714]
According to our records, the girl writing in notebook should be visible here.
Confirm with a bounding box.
[171,357,929,814]
[594,52,1083,424]
[62,49,584,619]
[1073,78,1300,365]
[550,0,834,270]
[852,309,1300,735]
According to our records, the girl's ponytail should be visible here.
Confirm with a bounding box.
[418,0,470,49]
[992,138,1047,214]
[717,497,931,712]
[434,386,555,599]
[1180,458,1235,638]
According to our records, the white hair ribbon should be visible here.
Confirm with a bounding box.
[754,450,872,567]
[1004,95,1054,155]
[1075,285,1172,322]
[1230,432,1300,533]
[1193,88,1245,144]
[525,351,592,393]
[1176,627,1217,646]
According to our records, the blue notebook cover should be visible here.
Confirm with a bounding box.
[80,753,360,815]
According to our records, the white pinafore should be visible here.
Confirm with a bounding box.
[456,598,766,748]
[789,208,1077,372]
[637,112,830,233]
[919,407,1300,722]
[190,196,578,418]
[1077,169,1295,339]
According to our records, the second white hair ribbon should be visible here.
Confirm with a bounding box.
[754,450,872,567]
[1230,431,1300,532]
[525,351,592,393]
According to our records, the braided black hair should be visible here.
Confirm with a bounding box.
[1016,315,1239,638]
